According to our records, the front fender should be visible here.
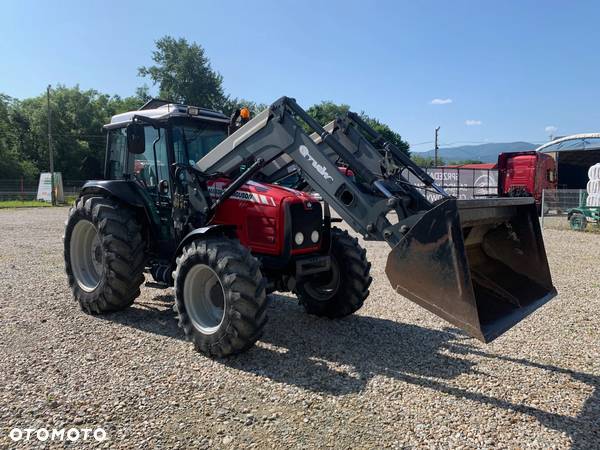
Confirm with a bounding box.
[173,225,238,262]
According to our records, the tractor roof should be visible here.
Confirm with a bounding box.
[104,98,229,129]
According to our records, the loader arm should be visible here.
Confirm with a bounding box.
[197,96,557,343]
[197,96,421,246]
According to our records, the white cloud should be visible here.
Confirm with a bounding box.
[430,98,453,105]
[545,125,558,134]
[465,119,482,126]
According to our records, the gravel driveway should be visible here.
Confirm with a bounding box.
[0,207,598,449]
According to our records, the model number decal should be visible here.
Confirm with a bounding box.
[299,145,334,183]
[208,183,276,206]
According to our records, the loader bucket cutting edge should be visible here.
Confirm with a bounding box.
[385,197,557,342]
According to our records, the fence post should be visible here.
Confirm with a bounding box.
[541,189,545,228]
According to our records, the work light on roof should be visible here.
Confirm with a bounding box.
[187,106,200,116]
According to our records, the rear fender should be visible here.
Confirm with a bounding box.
[79,180,161,240]
[80,180,145,207]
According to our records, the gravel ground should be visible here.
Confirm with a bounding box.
[0,207,599,449]
[541,215,600,233]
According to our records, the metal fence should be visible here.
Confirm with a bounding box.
[401,167,498,202]
[540,189,587,230]
[0,179,84,201]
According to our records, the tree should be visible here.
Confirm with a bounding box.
[0,85,158,181]
[306,101,350,125]
[446,159,484,165]
[306,101,410,156]
[108,86,152,115]
[0,94,31,179]
[139,37,228,110]
[410,154,437,167]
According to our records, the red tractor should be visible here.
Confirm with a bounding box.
[64,97,556,357]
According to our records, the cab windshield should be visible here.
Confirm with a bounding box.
[172,122,228,165]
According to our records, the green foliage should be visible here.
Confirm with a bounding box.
[306,101,409,156]
[0,85,151,181]
[139,36,228,110]
[221,98,269,117]
[364,115,410,156]
[306,101,350,124]
[447,159,484,165]
[409,155,485,167]
[411,154,438,167]
[0,200,52,209]
[0,36,410,181]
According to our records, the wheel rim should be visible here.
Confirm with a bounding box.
[70,220,104,292]
[183,264,226,335]
[302,257,341,302]
[571,215,586,230]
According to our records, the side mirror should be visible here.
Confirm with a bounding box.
[126,123,146,154]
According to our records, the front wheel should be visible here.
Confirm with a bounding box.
[296,228,372,318]
[173,238,267,357]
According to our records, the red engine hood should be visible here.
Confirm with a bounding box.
[207,178,317,207]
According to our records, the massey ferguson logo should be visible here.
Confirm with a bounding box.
[299,145,334,183]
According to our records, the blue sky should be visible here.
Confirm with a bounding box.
[2,0,599,151]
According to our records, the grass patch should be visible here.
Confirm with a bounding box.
[0,200,52,209]
[63,195,77,206]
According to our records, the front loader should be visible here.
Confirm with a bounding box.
[64,96,556,358]
[197,97,556,342]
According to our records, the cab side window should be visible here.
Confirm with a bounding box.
[131,127,169,192]
[107,128,127,179]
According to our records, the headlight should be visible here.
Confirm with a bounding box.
[311,230,319,243]
[294,232,304,246]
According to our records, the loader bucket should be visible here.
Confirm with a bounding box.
[385,197,556,342]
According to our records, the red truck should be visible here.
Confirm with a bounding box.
[497,151,557,213]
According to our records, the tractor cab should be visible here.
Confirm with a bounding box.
[103,99,230,191]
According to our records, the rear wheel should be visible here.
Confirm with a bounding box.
[296,228,372,318]
[173,238,267,357]
[64,195,146,313]
[569,212,587,231]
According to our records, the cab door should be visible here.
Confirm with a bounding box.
[129,126,173,239]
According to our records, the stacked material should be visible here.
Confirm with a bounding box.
[587,163,600,207]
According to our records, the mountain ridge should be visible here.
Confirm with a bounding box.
[415,142,537,163]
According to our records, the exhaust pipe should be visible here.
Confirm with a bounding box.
[385,197,556,342]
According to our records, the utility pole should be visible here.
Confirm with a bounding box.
[434,126,440,167]
[47,85,55,206]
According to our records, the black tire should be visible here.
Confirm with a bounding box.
[173,238,267,357]
[64,195,146,313]
[569,212,587,231]
[296,227,372,318]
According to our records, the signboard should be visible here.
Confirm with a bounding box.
[401,168,498,203]
[37,172,64,203]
